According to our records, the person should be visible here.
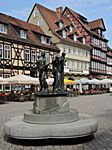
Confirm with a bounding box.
[37,52,48,93]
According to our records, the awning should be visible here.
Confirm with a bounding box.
[64,79,76,85]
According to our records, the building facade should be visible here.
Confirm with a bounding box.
[28,4,91,80]
[0,13,59,81]
[107,47,112,77]
[62,7,108,79]
[28,4,111,79]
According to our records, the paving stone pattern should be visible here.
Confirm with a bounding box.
[0,94,112,150]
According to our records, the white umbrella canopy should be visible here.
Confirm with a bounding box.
[89,79,101,85]
[0,77,8,84]
[101,79,111,84]
[5,75,39,85]
[77,78,90,84]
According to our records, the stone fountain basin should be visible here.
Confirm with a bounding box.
[4,114,97,139]
[24,109,79,124]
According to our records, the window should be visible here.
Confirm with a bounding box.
[87,63,89,70]
[25,49,30,62]
[0,24,7,34]
[4,45,11,59]
[45,53,49,64]
[92,49,94,55]
[59,21,63,28]
[69,48,71,53]
[41,36,50,44]
[67,14,70,18]
[31,50,36,62]
[81,62,83,70]
[41,36,44,44]
[79,62,81,70]
[20,30,27,39]
[87,51,90,57]
[0,74,3,91]
[97,39,100,46]
[91,61,93,68]
[69,25,73,32]
[46,38,50,44]
[37,19,43,26]
[34,10,39,17]
[82,36,86,44]
[0,44,3,58]
[73,33,77,41]
[62,30,66,38]
[74,61,77,69]
[67,60,70,68]
[78,49,81,56]
[98,29,101,34]
[69,61,72,68]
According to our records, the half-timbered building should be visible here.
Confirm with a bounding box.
[107,47,112,77]
[28,4,92,80]
[0,13,59,81]
[62,8,108,79]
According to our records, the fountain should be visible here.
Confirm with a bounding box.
[4,52,97,139]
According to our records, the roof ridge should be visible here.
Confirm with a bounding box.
[0,12,43,30]
[0,12,46,34]
[36,3,56,14]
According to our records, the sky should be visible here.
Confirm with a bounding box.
[0,0,112,47]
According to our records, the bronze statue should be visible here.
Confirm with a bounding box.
[37,52,48,93]
[59,52,66,91]
[52,52,66,92]
[52,56,61,92]
[37,51,66,93]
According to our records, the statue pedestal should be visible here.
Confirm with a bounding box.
[4,92,98,139]
[33,93,69,114]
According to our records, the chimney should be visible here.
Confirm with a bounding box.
[56,7,63,17]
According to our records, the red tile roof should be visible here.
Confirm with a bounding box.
[88,18,106,31]
[63,7,107,40]
[35,4,91,49]
[63,7,91,33]
[0,13,59,52]
[36,4,72,32]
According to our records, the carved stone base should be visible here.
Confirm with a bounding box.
[33,93,69,114]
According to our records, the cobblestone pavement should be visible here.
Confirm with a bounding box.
[0,94,112,150]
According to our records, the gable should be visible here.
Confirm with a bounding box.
[63,7,91,36]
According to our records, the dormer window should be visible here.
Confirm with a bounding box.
[0,23,7,34]
[73,33,77,41]
[98,29,101,35]
[34,10,39,17]
[59,21,63,28]
[67,14,70,18]
[20,30,26,39]
[62,30,66,38]
[69,25,73,32]
[98,29,100,34]
[82,36,86,44]
[41,36,50,45]
[37,19,43,26]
